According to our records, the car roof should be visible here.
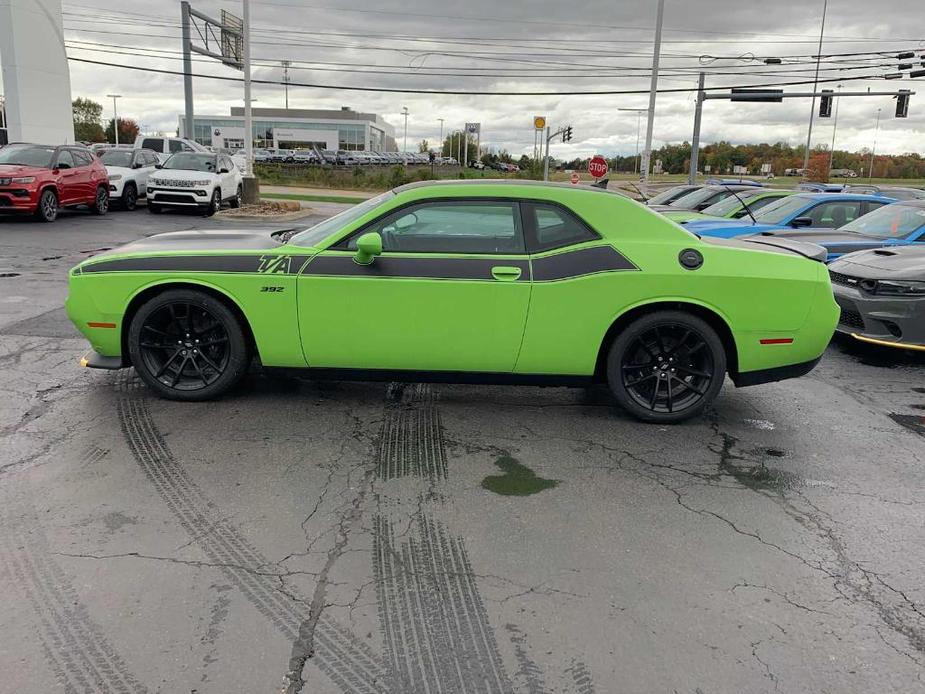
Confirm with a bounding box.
[393,178,628,197]
[798,192,896,201]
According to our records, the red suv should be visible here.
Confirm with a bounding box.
[0,143,110,222]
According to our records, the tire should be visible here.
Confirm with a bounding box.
[606,310,726,424]
[91,186,109,215]
[122,183,137,211]
[229,184,242,209]
[147,203,162,214]
[34,189,58,222]
[204,188,221,216]
[127,289,250,401]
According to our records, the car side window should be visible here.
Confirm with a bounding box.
[863,201,887,215]
[142,138,162,152]
[72,150,93,167]
[746,196,781,214]
[144,152,159,166]
[806,201,861,227]
[525,203,598,252]
[169,140,188,154]
[347,201,525,255]
[55,150,75,169]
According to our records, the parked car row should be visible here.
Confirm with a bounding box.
[0,141,244,222]
[252,148,457,167]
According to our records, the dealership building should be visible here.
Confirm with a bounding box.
[178,107,397,152]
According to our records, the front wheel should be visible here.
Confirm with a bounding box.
[122,183,137,211]
[91,186,109,215]
[229,184,242,208]
[204,189,221,216]
[35,189,58,222]
[127,289,250,401]
[606,311,726,424]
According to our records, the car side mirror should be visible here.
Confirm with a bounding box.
[155,164,163,169]
[57,163,71,170]
[353,232,383,265]
[133,162,142,169]
[791,217,812,228]
[219,167,230,174]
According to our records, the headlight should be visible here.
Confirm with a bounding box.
[108,174,122,182]
[11,176,35,184]
[871,279,925,296]
[196,179,212,186]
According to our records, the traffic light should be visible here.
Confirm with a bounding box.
[819,90,833,118]
[896,89,911,118]
[562,126,573,143]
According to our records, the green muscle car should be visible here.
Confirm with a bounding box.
[66,180,838,423]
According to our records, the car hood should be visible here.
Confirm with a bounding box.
[702,235,827,262]
[104,165,133,176]
[829,246,925,279]
[0,164,44,177]
[149,169,217,182]
[752,228,864,244]
[82,229,294,262]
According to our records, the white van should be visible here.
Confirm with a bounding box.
[133,136,209,163]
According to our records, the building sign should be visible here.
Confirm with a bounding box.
[466,122,480,135]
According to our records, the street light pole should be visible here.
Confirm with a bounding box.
[281,60,291,109]
[106,94,122,145]
[438,118,444,154]
[618,107,648,176]
[828,83,842,175]
[401,106,409,152]
[868,107,881,183]
[801,0,828,176]
[242,0,255,192]
[640,0,665,194]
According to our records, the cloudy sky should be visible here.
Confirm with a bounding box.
[6,0,925,158]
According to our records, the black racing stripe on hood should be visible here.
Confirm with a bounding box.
[80,254,308,274]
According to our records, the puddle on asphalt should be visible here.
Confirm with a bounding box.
[890,413,925,438]
[481,456,559,496]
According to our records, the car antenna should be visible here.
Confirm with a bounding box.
[627,181,648,203]
[723,185,759,226]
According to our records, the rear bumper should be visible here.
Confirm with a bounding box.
[731,356,822,387]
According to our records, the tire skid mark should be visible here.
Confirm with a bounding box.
[564,659,596,694]
[0,501,148,693]
[116,393,387,694]
[373,384,514,694]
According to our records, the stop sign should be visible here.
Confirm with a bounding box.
[570,172,581,185]
[588,155,609,179]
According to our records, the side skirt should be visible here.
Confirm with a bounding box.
[261,366,596,388]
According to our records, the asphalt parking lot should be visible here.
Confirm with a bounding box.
[2,205,924,694]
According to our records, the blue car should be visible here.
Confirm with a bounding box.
[683,193,897,239]
[747,199,925,261]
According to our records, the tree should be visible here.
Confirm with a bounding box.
[105,117,140,144]
[72,97,106,143]
[441,132,477,162]
[417,139,430,153]
[804,152,830,183]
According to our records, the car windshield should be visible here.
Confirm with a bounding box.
[0,145,55,167]
[839,203,925,239]
[700,191,760,217]
[752,195,812,224]
[100,150,134,168]
[647,186,694,205]
[290,192,394,247]
[162,153,217,172]
[669,187,723,208]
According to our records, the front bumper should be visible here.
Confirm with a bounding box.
[0,186,39,213]
[80,350,124,370]
[833,282,925,350]
[148,187,211,206]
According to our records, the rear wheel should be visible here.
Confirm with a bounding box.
[606,311,726,423]
[35,189,58,222]
[91,186,109,215]
[229,184,242,208]
[122,183,137,211]
[127,289,250,401]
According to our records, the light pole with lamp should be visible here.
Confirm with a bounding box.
[618,107,648,176]
[106,94,122,145]
[437,118,444,155]
[401,106,409,152]
[828,83,842,176]
[801,0,828,177]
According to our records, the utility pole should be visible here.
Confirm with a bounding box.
[802,0,828,176]
[242,0,253,180]
[281,60,291,109]
[618,107,647,176]
[688,73,705,184]
[401,106,409,152]
[463,126,468,169]
[106,94,121,145]
[640,0,665,193]
[181,1,194,140]
[543,125,551,181]
[828,83,842,174]
[437,118,444,154]
[868,107,881,182]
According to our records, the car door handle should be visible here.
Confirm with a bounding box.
[491,266,522,281]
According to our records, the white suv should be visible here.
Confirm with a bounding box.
[98,148,160,210]
[147,152,243,216]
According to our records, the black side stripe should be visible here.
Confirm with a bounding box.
[531,245,637,281]
[303,255,531,281]
[79,254,308,275]
[823,243,879,255]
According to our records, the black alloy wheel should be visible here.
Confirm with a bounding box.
[607,311,726,423]
[122,183,138,211]
[128,290,250,401]
[36,189,58,222]
[92,186,109,215]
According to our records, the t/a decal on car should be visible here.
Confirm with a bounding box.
[257,255,293,274]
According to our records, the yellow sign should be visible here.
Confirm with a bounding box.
[534,116,546,130]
